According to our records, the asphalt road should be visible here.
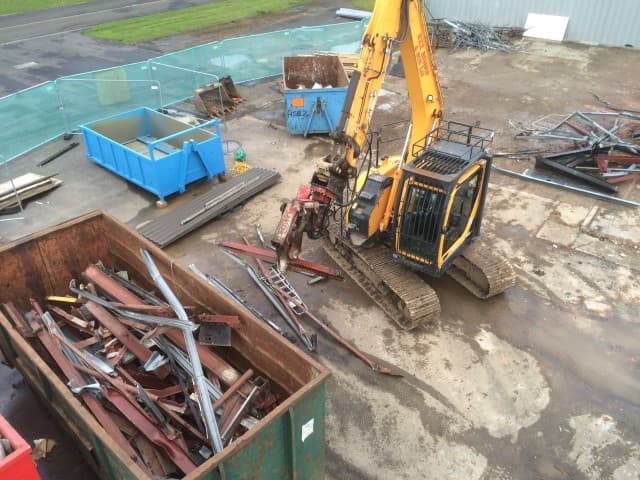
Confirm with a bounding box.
[0,0,215,45]
[0,0,344,96]
[0,0,218,96]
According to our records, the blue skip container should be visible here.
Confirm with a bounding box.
[283,55,349,137]
[81,107,225,202]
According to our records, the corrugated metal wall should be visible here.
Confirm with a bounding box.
[426,0,640,48]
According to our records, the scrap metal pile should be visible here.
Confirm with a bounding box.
[511,109,640,193]
[217,226,401,377]
[429,19,524,51]
[1,250,278,478]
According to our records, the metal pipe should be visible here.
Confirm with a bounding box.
[212,369,253,411]
[140,249,224,454]
[492,165,640,208]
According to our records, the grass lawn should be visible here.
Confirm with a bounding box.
[350,0,374,10]
[86,0,310,44]
[0,0,90,16]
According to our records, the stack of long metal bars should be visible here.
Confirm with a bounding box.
[1,251,278,478]
[137,167,280,248]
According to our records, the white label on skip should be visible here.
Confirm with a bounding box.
[301,418,314,442]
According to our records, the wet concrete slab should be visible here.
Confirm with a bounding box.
[1,37,639,480]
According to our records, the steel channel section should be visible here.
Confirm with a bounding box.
[101,388,197,475]
[220,241,344,280]
[140,249,224,454]
[84,301,171,379]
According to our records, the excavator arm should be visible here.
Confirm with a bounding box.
[272,0,444,269]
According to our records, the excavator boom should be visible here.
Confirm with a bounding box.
[273,0,442,265]
[272,0,515,327]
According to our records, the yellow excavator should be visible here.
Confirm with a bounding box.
[272,0,515,329]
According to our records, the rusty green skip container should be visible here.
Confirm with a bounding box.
[0,211,330,480]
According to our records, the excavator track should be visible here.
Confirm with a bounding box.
[448,241,516,299]
[324,226,441,330]
[324,227,515,329]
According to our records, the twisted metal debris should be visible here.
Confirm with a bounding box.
[430,19,524,51]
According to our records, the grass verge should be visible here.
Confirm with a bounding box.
[0,0,90,15]
[86,0,309,44]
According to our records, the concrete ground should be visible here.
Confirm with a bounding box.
[1,24,640,480]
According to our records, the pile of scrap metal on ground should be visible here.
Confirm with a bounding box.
[218,226,401,377]
[495,101,640,207]
[1,250,278,478]
[429,19,524,50]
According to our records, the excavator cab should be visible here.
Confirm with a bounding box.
[392,121,494,276]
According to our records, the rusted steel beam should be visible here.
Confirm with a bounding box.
[101,388,197,475]
[606,172,640,184]
[72,336,101,350]
[595,154,640,172]
[220,241,344,281]
[84,265,147,306]
[2,303,37,338]
[28,301,148,473]
[565,120,591,137]
[47,305,93,334]
[212,368,253,411]
[158,402,208,443]
[84,301,171,379]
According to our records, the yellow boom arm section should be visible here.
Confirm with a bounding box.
[338,0,444,168]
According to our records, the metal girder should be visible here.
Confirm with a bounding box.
[220,241,344,281]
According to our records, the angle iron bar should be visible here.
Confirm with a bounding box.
[69,280,195,330]
[220,382,261,442]
[95,261,167,306]
[492,165,640,208]
[141,249,224,454]
[220,249,316,351]
[188,264,286,336]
